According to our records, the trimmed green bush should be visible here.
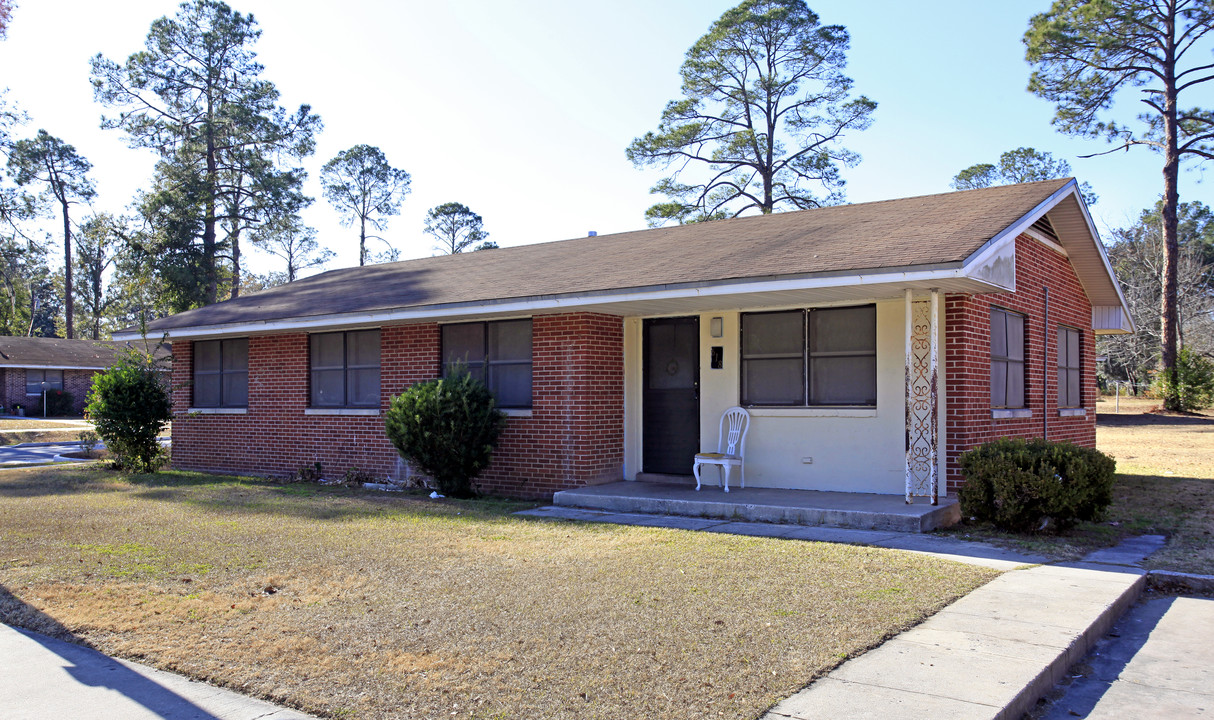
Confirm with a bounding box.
[958,437,1115,533]
[34,388,74,417]
[85,352,171,473]
[1152,346,1214,412]
[384,368,505,499]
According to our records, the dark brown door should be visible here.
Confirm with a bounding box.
[643,317,699,475]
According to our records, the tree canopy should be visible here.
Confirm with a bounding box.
[627,0,875,225]
[91,0,320,307]
[424,202,488,255]
[1026,0,1214,409]
[320,144,411,266]
[951,146,1097,204]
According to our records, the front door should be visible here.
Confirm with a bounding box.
[643,317,699,475]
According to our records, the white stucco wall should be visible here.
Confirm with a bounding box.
[624,298,944,496]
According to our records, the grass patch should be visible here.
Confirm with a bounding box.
[943,396,1214,574]
[0,466,996,719]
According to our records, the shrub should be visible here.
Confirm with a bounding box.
[77,430,100,457]
[1152,347,1214,412]
[384,367,505,499]
[37,388,75,416]
[958,437,1115,533]
[85,352,171,473]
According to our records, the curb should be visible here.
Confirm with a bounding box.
[1146,569,1214,595]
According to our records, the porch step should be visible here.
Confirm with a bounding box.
[553,481,960,533]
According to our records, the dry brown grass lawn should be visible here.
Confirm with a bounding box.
[0,467,996,719]
[946,396,1214,574]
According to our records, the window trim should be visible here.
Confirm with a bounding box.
[192,338,249,409]
[25,369,64,396]
[308,329,381,409]
[1057,325,1082,409]
[441,319,533,409]
[739,305,878,408]
[990,307,1027,409]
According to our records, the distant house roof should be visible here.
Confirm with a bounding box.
[0,336,164,370]
[117,178,1132,340]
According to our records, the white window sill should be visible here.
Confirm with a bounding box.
[991,408,1032,419]
[188,407,248,415]
[1058,408,1087,417]
[746,407,877,418]
[305,408,380,417]
[501,408,533,418]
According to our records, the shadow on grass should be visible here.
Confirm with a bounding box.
[1096,410,1214,428]
[0,584,221,719]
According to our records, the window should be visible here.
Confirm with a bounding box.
[193,339,249,408]
[1057,326,1081,408]
[25,369,63,395]
[310,330,380,408]
[442,319,532,409]
[740,305,877,406]
[991,308,1026,408]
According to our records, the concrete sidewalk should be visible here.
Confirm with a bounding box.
[0,624,317,720]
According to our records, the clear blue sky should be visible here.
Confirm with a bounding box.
[0,0,1206,278]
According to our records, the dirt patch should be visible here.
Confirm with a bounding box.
[0,467,996,720]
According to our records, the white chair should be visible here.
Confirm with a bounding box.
[693,406,750,493]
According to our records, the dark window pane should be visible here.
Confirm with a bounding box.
[195,341,221,372]
[1007,361,1025,408]
[743,312,803,356]
[348,330,379,368]
[489,320,531,362]
[1068,329,1080,367]
[1006,313,1025,361]
[1056,328,1067,367]
[348,368,379,406]
[991,362,1007,407]
[47,370,63,390]
[811,306,876,354]
[490,364,532,408]
[195,374,221,407]
[1067,369,1080,408]
[311,333,345,369]
[311,369,346,406]
[443,324,484,366]
[743,358,803,405]
[990,311,1007,358]
[222,372,248,406]
[223,339,248,371]
[812,356,877,405]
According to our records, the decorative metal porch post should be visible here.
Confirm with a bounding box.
[904,289,940,504]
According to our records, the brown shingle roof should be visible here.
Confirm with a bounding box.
[144,179,1072,332]
[0,337,159,369]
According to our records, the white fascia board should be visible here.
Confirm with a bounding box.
[117,263,1005,341]
[0,364,108,370]
[961,179,1079,280]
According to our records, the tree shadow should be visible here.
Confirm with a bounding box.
[0,583,221,719]
[1097,410,1214,428]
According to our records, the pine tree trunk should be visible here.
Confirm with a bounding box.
[1159,16,1181,412]
[62,199,74,339]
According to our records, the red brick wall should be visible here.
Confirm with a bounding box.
[170,313,625,499]
[944,235,1097,494]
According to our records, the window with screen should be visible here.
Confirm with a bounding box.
[25,369,64,395]
[991,308,1026,409]
[442,319,532,409]
[193,338,249,407]
[740,305,877,407]
[309,330,380,408]
[1057,326,1081,409]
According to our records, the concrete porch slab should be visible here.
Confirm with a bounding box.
[552,481,960,533]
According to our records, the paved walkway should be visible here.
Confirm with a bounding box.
[0,624,316,720]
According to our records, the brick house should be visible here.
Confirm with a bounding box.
[114,179,1131,501]
[0,337,151,416]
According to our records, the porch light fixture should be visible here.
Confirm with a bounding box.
[710,316,723,338]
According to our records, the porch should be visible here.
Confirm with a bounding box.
[552,480,960,533]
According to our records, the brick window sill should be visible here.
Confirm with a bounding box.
[991,408,1032,419]
[305,408,380,417]
[188,407,248,415]
[1058,408,1086,417]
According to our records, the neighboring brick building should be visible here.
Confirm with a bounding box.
[0,337,162,416]
[117,179,1131,501]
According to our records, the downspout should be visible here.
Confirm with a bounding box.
[1043,287,1049,441]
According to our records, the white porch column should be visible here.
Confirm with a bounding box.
[904,289,940,504]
